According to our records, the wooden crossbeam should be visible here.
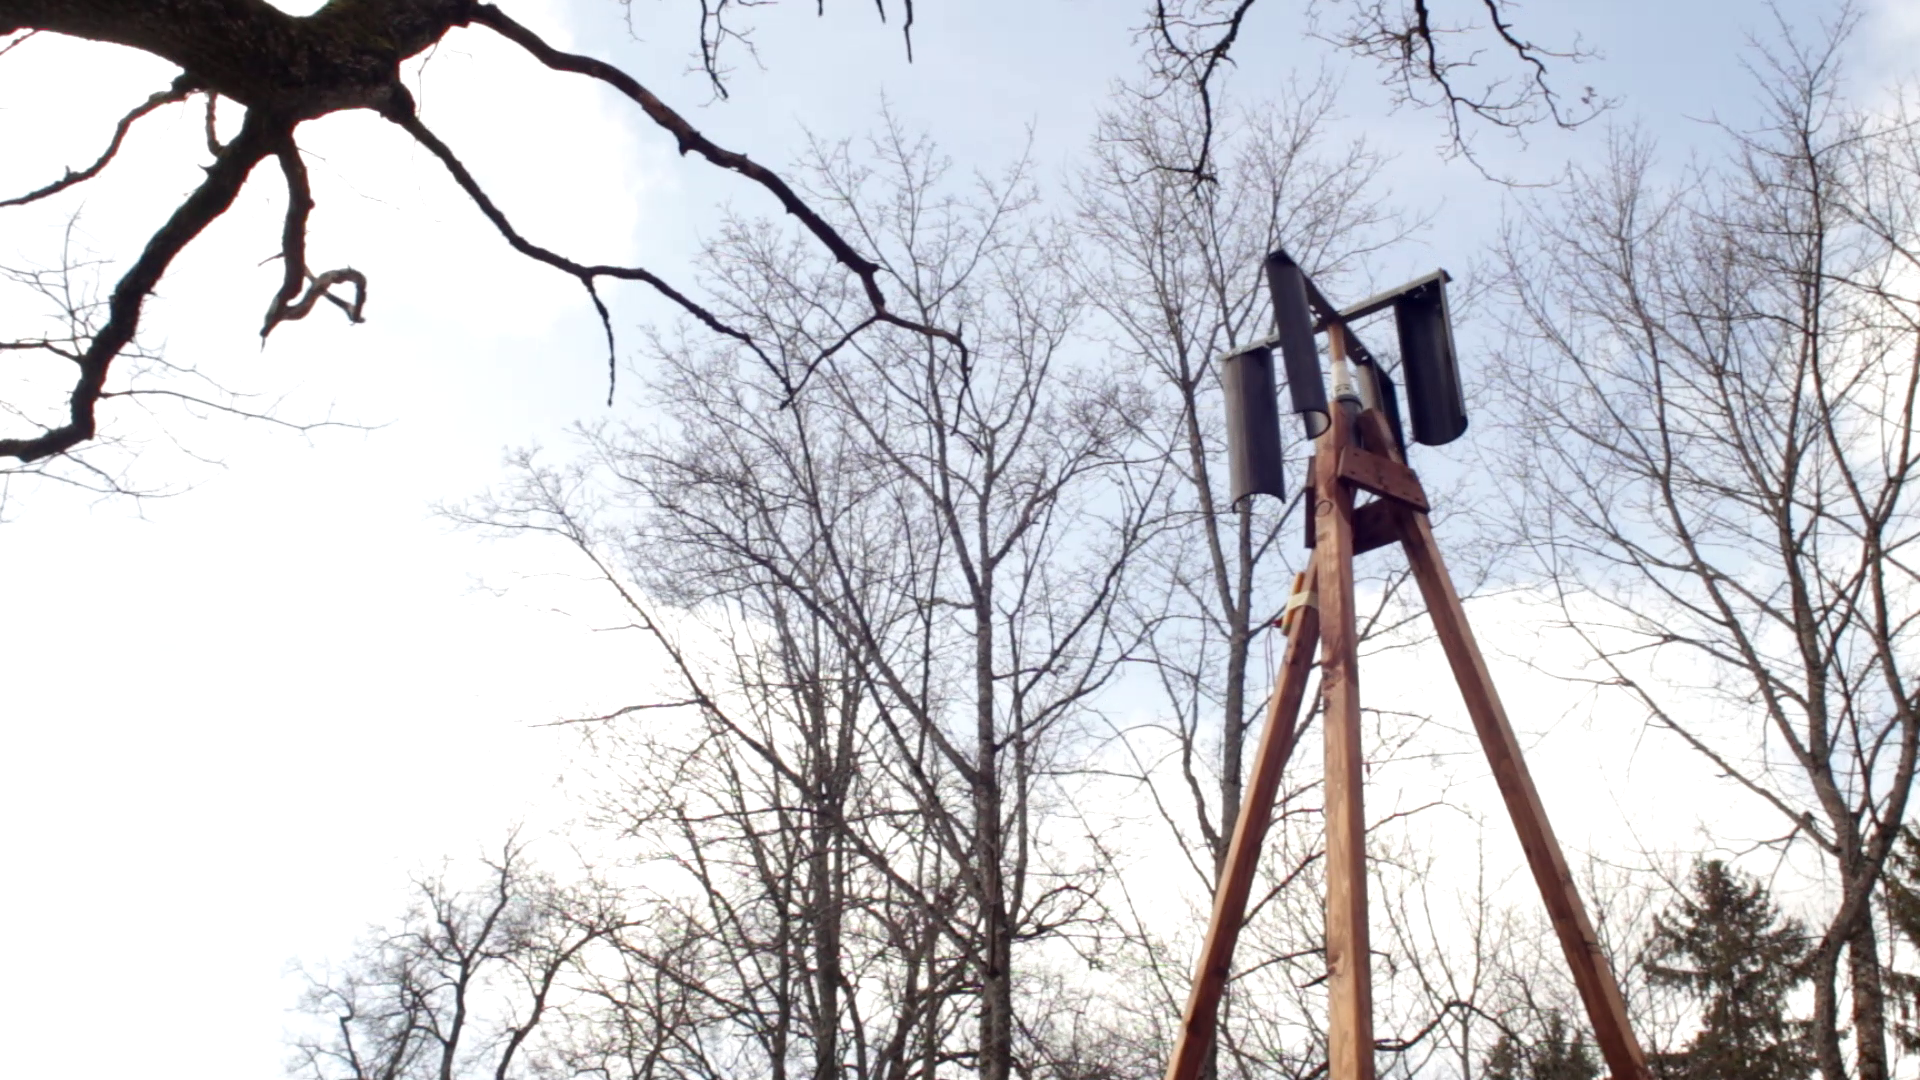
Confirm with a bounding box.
[1350,500,1405,555]
[1336,447,1428,512]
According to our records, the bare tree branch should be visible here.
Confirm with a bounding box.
[470,5,964,359]
[0,75,196,209]
[1141,0,1608,185]
[0,109,273,464]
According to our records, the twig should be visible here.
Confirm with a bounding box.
[0,75,196,208]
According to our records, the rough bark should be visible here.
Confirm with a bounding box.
[0,0,472,117]
[1848,915,1889,1080]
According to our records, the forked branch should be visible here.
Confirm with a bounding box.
[2,0,964,471]
[1145,0,1257,187]
[0,112,273,464]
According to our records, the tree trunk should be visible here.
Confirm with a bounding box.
[1849,912,1889,1080]
[1810,930,1849,1080]
[810,767,843,1080]
[1204,427,1262,1080]
[1216,503,1258,860]
[975,583,1015,1080]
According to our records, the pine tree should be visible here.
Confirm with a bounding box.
[1483,1013,1600,1080]
[1883,828,1920,1054]
[1644,860,1813,1080]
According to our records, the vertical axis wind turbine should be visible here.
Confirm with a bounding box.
[1165,250,1650,1080]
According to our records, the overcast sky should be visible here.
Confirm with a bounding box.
[2,2,1917,1077]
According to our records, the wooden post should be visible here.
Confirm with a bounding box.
[1317,327,1375,1080]
[1163,567,1323,1080]
[1396,505,1651,1080]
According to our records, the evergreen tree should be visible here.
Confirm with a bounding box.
[1883,828,1920,1054]
[1644,860,1813,1080]
[1483,1013,1601,1080]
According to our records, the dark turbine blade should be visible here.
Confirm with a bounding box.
[1222,346,1287,505]
[1393,279,1468,446]
[1263,250,1329,440]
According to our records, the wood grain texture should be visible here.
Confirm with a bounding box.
[1318,331,1376,1080]
[1350,499,1406,555]
[1336,447,1429,512]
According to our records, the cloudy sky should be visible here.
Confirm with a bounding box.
[2,2,1917,1077]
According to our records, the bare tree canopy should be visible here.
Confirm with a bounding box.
[1494,13,1920,1080]
[348,71,1553,1080]
[0,0,1593,492]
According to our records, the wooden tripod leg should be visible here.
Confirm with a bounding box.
[1162,566,1323,1080]
[1398,511,1651,1080]
[1315,397,1375,1080]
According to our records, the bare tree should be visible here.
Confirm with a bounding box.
[455,119,1161,1080]
[1493,14,1920,1080]
[286,13,1610,1073]
[291,837,638,1080]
